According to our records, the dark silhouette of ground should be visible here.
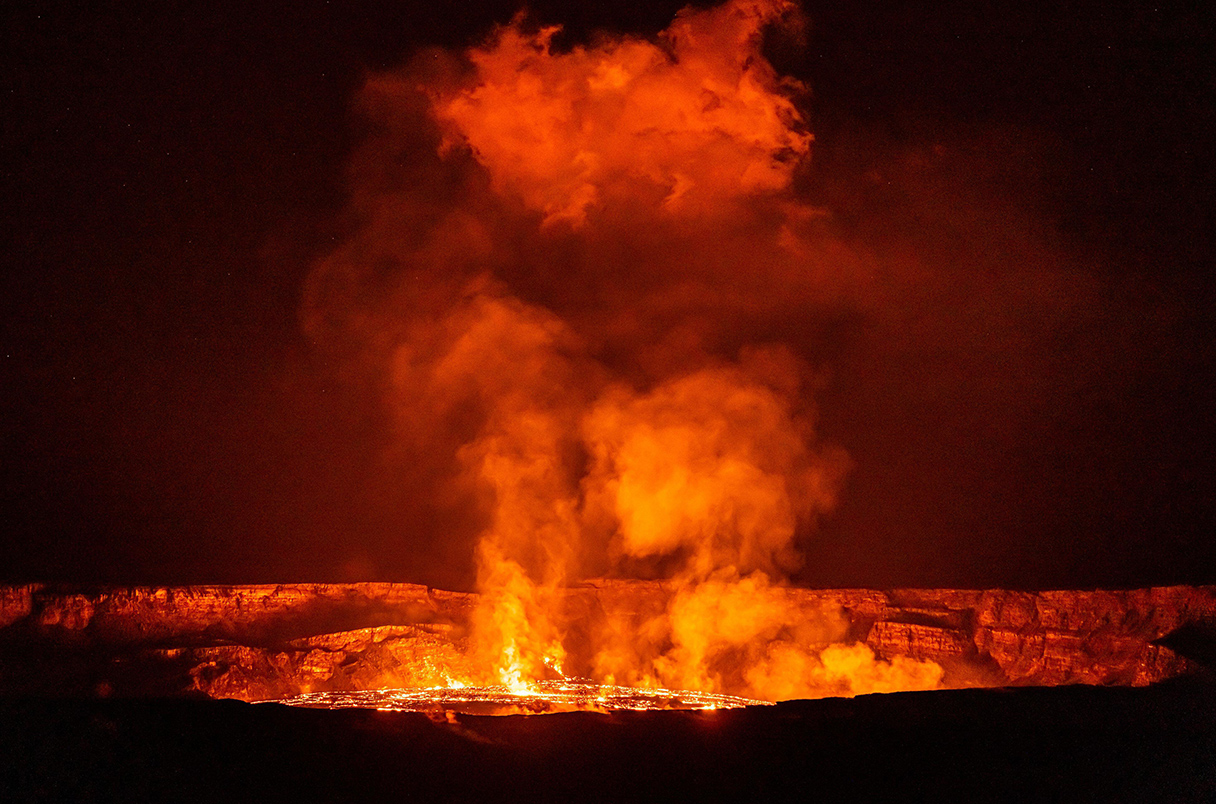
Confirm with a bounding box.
[3,678,1214,802]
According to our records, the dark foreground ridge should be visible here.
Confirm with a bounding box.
[3,680,1215,802]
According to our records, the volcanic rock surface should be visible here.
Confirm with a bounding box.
[1,581,1212,700]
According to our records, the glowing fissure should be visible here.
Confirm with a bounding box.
[310,0,946,707]
[273,681,768,715]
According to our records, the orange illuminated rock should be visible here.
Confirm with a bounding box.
[1,582,1210,702]
[18,583,473,645]
[0,584,37,629]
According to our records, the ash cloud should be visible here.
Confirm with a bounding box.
[302,0,1104,597]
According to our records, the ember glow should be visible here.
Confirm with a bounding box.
[271,680,767,715]
[302,0,946,709]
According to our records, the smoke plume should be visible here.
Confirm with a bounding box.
[301,0,1091,698]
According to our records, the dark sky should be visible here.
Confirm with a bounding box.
[2,0,1213,589]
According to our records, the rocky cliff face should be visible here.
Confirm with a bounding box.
[18,583,475,644]
[1,582,1211,700]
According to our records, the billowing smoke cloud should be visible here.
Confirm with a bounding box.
[433,0,810,226]
[301,0,1097,698]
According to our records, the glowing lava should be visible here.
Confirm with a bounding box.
[267,680,767,715]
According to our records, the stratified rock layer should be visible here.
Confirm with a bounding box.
[1,582,1212,700]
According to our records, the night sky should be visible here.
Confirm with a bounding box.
[2,0,1213,590]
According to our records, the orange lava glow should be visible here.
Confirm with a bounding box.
[270,680,767,716]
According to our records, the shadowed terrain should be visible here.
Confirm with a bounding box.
[3,681,1215,802]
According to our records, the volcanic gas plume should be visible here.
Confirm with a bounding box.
[303,0,956,701]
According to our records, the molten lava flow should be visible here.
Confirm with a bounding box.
[304,0,947,709]
[272,681,767,716]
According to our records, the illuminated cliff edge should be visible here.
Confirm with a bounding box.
[1,582,1212,704]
